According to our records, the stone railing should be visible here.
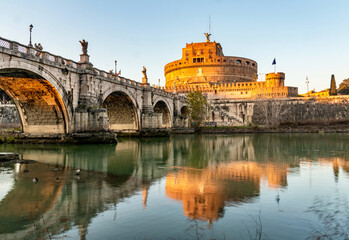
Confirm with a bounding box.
[0,36,79,69]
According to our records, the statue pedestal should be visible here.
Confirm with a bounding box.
[80,54,90,63]
[141,77,149,86]
[79,54,93,70]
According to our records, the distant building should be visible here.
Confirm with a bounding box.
[299,89,330,98]
[164,34,298,99]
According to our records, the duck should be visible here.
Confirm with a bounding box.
[75,169,81,175]
[33,177,39,183]
[276,194,280,203]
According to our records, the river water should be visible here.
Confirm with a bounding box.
[0,134,348,240]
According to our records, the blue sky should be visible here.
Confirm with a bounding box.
[1,0,348,93]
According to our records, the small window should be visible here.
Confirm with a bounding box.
[186,51,188,55]
[223,59,226,62]
[201,49,204,54]
[252,63,255,66]
[218,59,221,62]
[246,61,250,65]
[236,60,242,64]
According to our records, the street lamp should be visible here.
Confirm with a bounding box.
[28,24,33,47]
[115,60,117,75]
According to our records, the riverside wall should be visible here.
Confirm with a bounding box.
[2,96,349,134]
[0,104,20,128]
[252,96,349,125]
[209,96,349,127]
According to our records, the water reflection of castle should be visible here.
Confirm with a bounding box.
[0,134,349,238]
[165,161,289,222]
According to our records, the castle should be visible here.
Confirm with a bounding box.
[164,34,298,100]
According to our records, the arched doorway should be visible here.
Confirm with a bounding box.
[154,101,171,128]
[102,91,138,132]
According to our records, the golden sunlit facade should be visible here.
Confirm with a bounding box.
[164,35,298,99]
[299,89,330,97]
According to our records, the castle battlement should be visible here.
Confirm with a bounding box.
[164,35,298,100]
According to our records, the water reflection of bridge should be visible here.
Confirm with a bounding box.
[0,134,349,238]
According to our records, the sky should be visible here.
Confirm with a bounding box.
[1,0,349,93]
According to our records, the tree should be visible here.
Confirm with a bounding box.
[186,91,210,128]
[330,74,337,96]
[338,78,349,95]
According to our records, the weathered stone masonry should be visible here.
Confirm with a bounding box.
[210,96,349,126]
[0,37,189,136]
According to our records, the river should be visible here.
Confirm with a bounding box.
[0,133,348,240]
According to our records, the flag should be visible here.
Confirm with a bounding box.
[117,70,121,76]
[272,58,276,65]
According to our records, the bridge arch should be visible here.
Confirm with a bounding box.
[180,105,189,117]
[153,99,172,128]
[102,88,139,132]
[0,60,71,134]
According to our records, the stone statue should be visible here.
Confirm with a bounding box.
[79,39,88,55]
[204,33,211,42]
[142,66,147,79]
[34,43,43,57]
[34,43,43,51]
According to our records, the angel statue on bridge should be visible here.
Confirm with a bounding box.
[79,39,88,55]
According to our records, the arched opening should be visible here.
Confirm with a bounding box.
[102,91,138,132]
[154,101,171,128]
[180,106,189,118]
[0,69,68,134]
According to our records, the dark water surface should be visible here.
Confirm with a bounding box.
[0,134,349,240]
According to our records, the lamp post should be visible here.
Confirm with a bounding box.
[28,24,33,47]
[115,60,117,75]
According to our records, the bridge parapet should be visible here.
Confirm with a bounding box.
[0,37,80,69]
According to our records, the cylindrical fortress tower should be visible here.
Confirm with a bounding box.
[165,37,257,93]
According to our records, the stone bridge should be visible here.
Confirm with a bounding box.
[0,36,189,137]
